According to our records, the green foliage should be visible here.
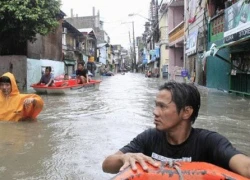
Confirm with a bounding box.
[0,0,61,43]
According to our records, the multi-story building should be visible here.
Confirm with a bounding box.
[62,20,84,75]
[112,45,122,73]
[167,0,184,81]
[65,8,110,63]
[145,0,161,77]
[138,0,250,95]
[158,0,169,78]
[78,28,97,63]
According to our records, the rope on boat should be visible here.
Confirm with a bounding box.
[174,164,184,180]
[162,160,184,180]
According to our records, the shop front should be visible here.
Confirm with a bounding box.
[207,0,250,95]
[223,0,250,95]
[229,40,250,95]
[64,59,76,76]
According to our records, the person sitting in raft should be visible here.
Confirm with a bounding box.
[61,73,69,86]
[76,62,89,84]
[102,81,250,178]
[36,66,54,87]
[0,72,44,122]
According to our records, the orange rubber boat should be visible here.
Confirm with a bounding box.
[31,79,101,95]
[112,162,248,180]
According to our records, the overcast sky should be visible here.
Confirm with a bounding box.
[60,0,151,48]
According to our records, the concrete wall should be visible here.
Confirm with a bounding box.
[185,0,207,85]
[169,47,184,78]
[159,10,169,78]
[27,20,63,61]
[168,7,184,31]
[0,56,27,91]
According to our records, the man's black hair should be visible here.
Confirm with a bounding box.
[159,81,200,124]
[45,67,52,72]
[78,62,85,66]
[0,76,11,84]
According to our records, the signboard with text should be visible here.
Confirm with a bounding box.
[224,0,250,43]
[186,30,198,56]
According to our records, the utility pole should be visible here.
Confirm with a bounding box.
[122,21,136,72]
[128,31,133,70]
[132,21,136,72]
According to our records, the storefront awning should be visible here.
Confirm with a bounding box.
[64,59,76,65]
[218,35,250,50]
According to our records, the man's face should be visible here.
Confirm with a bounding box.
[0,82,12,96]
[64,75,69,80]
[78,64,83,70]
[45,69,50,76]
[153,90,183,131]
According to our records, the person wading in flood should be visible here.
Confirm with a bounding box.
[102,81,250,178]
[0,72,44,121]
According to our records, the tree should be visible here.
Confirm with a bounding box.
[0,0,61,55]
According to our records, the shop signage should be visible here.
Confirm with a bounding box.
[224,0,250,43]
[186,30,198,56]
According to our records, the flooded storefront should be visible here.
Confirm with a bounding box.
[0,73,249,180]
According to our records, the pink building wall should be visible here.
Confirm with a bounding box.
[168,7,184,31]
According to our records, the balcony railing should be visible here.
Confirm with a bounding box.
[169,21,184,43]
[63,44,85,53]
[62,44,75,51]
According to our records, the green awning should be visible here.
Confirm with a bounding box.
[218,35,250,50]
[64,59,76,65]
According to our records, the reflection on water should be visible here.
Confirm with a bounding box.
[0,73,249,180]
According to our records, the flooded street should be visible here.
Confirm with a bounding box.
[0,73,250,180]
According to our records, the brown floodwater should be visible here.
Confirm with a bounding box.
[0,73,249,180]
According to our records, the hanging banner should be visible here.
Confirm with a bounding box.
[224,0,250,43]
[186,30,198,56]
[188,0,197,23]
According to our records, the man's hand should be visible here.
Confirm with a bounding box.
[23,98,36,108]
[120,153,160,172]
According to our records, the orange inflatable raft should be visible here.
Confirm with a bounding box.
[111,162,248,180]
